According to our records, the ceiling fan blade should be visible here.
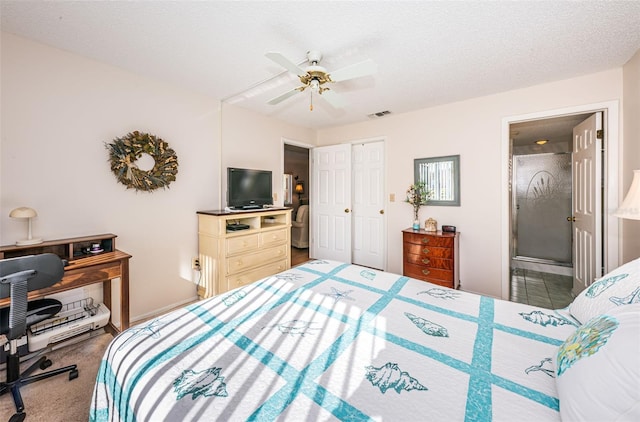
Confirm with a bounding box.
[267,87,303,105]
[320,89,347,108]
[265,52,307,77]
[328,59,377,82]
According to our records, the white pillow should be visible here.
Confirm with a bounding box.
[556,303,640,422]
[569,257,640,324]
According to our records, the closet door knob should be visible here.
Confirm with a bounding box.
[379,210,384,214]
[344,208,350,213]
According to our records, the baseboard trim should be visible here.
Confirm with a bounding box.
[130,295,199,324]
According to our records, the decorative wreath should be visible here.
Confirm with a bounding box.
[106,131,178,192]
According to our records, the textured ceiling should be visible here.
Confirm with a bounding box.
[2,1,639,129]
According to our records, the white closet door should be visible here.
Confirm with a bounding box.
[352,141,386,270]
[310,144,352,262]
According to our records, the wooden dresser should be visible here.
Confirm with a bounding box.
[197,208,292,299]
[402,229,460,289]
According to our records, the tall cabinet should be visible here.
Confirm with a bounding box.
[197,208,292,299]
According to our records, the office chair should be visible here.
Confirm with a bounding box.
[0,254,78,422]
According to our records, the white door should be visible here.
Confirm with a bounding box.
[352,142,386,269]
[572,112,602,294]
[311,144,352,262]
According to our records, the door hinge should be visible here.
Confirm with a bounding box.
[596,129,604,140]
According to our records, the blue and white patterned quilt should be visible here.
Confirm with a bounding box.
[90,260,578,421]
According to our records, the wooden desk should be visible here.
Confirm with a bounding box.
[0,235,131,334]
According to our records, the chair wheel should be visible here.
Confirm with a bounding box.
[10,412,26,422]
[69,369,79,380]
[40,359,52,370]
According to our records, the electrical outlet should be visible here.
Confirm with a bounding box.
[192,257,200,270]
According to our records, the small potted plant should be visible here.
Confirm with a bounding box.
[406,182,430,230]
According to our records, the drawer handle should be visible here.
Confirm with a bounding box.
[421,238,430,244]
[423,248,430,254]
[422,269,431,276]
[421,258,430,265]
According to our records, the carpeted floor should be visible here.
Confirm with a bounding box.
[1,332,113,421]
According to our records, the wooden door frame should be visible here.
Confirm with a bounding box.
[500,101,620,301]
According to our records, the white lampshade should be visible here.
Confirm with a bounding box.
[614,170,640,220]
[9,206,43,245]
[9,207,37,219]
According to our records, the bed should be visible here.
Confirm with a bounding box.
[90,259,640,421]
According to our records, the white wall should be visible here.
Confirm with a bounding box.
[317,69,624,298]
[1,33,221,320]
[220,103,315,207]
[3,31,635,311]
[622,49,640,263]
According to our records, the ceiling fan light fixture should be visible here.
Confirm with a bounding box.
[265,49,376,111]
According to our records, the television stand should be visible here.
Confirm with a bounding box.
[197,208,292,299]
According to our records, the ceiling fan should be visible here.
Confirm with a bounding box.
[265,50,377,110]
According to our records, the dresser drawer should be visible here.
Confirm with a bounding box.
[403,232,454,247]
[404,262,453,282]
[226,259,288,291]
[226,244,288,275]
[404,253,454,270]
[260,228,288,247]
[226,234,259,255]
[403,243,454,259]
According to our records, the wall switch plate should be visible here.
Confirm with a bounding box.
[390,193,395,202]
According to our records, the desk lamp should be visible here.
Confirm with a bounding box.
[9,207,43,245]
[614,170,640,220]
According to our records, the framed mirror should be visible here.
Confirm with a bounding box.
[414,155,460,206]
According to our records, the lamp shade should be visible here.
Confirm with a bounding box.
[9,207,37,219]
[295,182,304,194]
[614,170,640,220]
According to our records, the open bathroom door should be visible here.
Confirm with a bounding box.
[572,112,602,295]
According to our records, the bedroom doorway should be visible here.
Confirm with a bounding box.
[506,106,617,308]
[283,141,311,266]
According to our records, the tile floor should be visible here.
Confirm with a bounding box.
[509,267,574,309]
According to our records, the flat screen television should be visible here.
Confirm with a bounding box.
[227,167,273,209]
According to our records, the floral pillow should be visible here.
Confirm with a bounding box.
[568,257,640,324]
[556,303,640,421]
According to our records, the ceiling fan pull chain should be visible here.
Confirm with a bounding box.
[310,90,314,111]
